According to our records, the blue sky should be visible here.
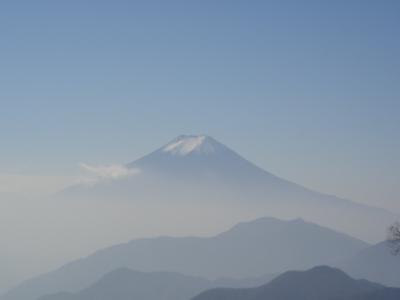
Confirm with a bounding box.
[0,1,399,210]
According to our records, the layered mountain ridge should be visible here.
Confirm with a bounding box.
[192,266,394,300]
[1,217,367,300]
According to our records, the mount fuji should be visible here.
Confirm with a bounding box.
[129,135,289,183]
[62,135,397,242]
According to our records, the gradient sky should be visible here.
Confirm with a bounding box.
[0,1,399,211]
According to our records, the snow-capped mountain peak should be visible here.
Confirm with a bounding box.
[162,135,218,156]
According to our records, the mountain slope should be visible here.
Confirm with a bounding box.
[191,266,385,300]
[338,241,400,287]
[129,135,285,182]
[1,217,367,300]
[62,135,398,243]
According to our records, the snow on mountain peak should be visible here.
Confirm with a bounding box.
[162,135,218,156]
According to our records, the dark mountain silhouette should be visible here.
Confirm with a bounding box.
[192,266,388,300]
[1,217,366,300]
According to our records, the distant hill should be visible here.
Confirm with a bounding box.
[192,266,390,300]
[338,241,400,287]
[1,217,367,300]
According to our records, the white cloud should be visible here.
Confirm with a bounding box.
[0,164,140,198]
[79,163,140,183]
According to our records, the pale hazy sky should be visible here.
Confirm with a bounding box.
[0,1,399,211]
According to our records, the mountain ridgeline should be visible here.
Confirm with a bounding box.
[63,135,398,243]
[1,218,367,300]
[192,266,400,300]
